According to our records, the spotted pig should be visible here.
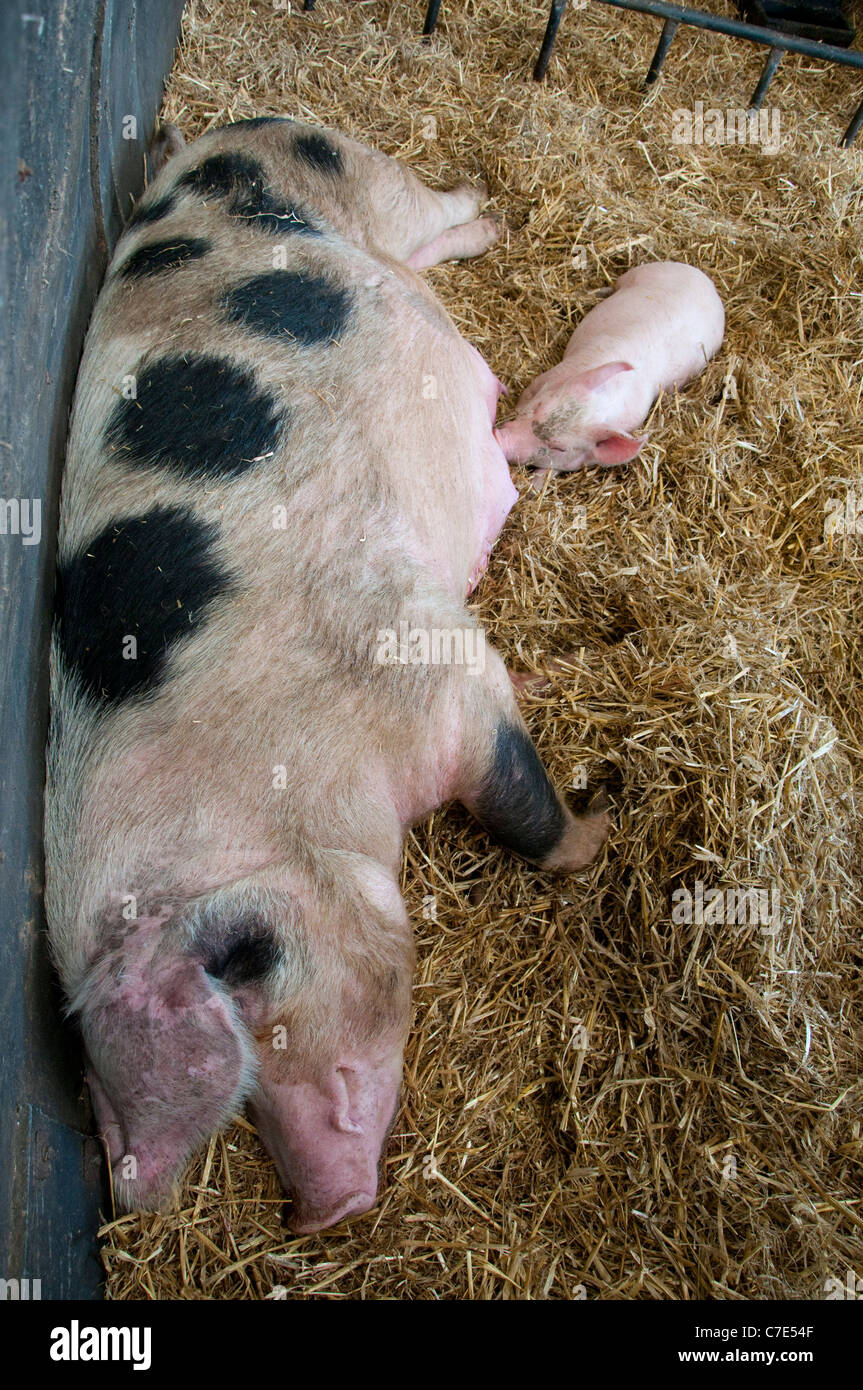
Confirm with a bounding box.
[44,118,609,1233]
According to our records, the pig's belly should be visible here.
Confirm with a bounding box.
[463,344,519,594]
[466,431,518,595]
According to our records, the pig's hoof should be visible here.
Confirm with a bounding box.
[455,215,501,262]
[509,668,547,696]
[542,804,610,872]
[509,666,559,696]
[452,177,489,215]
[509,654,582,695]
[479,212,501,239]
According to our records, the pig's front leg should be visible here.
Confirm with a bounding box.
[456,649,609,871]
[401,178,499,268]
[406,215,500,271]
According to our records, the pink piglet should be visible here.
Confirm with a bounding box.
[496,261,725,477]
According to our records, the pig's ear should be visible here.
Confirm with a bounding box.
[593,431,646,466]
[573,361,634,394]
[77,931,256,1210]
[148,122,186,178]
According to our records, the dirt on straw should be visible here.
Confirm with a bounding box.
[101,0,862,1299]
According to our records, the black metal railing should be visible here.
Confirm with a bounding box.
[422,0,863,145]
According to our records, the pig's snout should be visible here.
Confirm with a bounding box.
[250,1055,403,1232]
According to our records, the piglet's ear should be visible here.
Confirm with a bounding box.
[78,926,256,1211]
[593,431,646,466]
[573,361,634,394]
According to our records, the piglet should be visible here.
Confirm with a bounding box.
[495,261,724,477]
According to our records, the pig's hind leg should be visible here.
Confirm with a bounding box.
[454,650,609,872]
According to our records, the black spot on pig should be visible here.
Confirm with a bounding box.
[475,722,566,863]
[55,507,234,706]
[178,151,320,237]
[223,116,295,130]
[199,914,281,987]
[105,353,285,481]
[294,131,343,176]
[118,236,211,280]
[178,150,261,200]
[232,186,319,237]
[222,271,352,346]
[126,190,178,229]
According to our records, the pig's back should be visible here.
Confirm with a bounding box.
[565,261,725,385]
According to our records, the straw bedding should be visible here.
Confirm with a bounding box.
[101,0,862,1299]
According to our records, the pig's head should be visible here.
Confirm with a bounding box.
[496,360,646,472]
[248,859,414,1233]
[75,858,413,1232]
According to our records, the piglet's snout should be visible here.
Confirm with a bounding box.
[249,1055,403,1233]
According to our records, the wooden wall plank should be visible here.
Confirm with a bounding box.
[0,0,186,1300]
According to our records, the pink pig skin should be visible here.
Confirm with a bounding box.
[496,262,725,475]
[465,344,518,593]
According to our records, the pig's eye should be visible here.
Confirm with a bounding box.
[198,915,280,987]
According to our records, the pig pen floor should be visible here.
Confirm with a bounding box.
[102,0,862,1299]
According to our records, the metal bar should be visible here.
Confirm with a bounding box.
[592,0,863,69]
[748,43,783,109]
[645,17,679,85]
[534,1,569,81]
[423,0,443,38]
[840,94,863,146]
